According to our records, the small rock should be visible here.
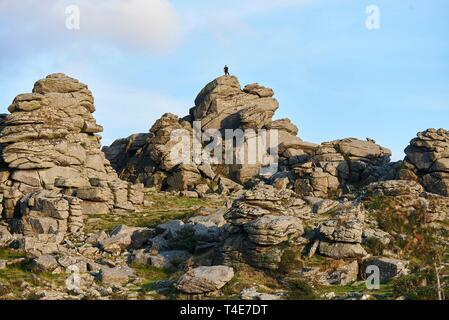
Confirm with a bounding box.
[31,255,59,272]
[0,226,12,246]
[98,266,135,286]
[176,266,234,294]
[180,191,199,198]
[240,286,282,300]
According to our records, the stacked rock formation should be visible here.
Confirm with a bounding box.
[0,74,143,237]
[364,180,449,222]
[104,76,317,193]
[401,128,449,197]
[293,138,395,198]
[13,190,84,235]
[317,202,367,259]
[219,182,309,270]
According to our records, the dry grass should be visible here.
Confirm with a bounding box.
[85,192,226,233]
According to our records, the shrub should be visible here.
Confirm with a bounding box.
[278,248,303,275]
[285,279,317,300]
[393,271,438,300]
[167,226,199,253]
[363,237,386,256]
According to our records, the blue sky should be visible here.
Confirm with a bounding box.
[0,0,448,160]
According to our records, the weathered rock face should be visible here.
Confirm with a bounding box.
[102,133,149,175]
[364,180,449,222]
[105,76,316,191]
[318,241,367,259]
[219,182,308,270]
[191,77,278,131]
[401,128,449,196]
[0,74,143,237]
[243,215,304,246]
[319,203,365,244]
[293,138,395,198]
[176,265,235,294]
[11,190,84,236]
[317,202,368,259]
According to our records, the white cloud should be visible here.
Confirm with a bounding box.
[0,0,181,53]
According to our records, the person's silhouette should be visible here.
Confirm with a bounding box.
[224,65,230,76]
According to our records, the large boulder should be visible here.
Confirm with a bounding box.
[0,225,12,247]
[176,266,234,294]
[318,241,367,259]
[98,265,135,286]
[97,225,153,254]
[402,128,449,196]
[192,77,278,131]
[318,203,365,243]
[243,215,304,246]
[219,182,309,270]
[10,190,84,237]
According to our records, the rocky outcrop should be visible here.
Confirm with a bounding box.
[243,215,304,246]
[0,74,144,238]
[219,182,308,270]
[401,128,449,196]
[104,76,316,192]
[317,202,368,259]
[11,190,84,236]
[191,77,278,131]
[364,180,449,222]
[293,138,395,198]
[101,133,149,175]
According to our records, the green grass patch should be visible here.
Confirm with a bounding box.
[85,192,225,233]
[85,210,197,233]
[132,264,172,286]
[0,248,27,260]
[0,254,66,297]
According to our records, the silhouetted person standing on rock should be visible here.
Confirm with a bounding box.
[224,65,230,76]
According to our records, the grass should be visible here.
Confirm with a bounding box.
[131,263,179,299]
[145,191,223,211]
[317,281,395,300]
[85,210,198,233]
[0,248,27,260]
[85,192,225,233]
[221,268,283,300]
[132,263,173,285]
[0,249,66,298]
[363,193,449,300]
[285,279,317,300]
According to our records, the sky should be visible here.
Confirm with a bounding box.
[0,0,448,160]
